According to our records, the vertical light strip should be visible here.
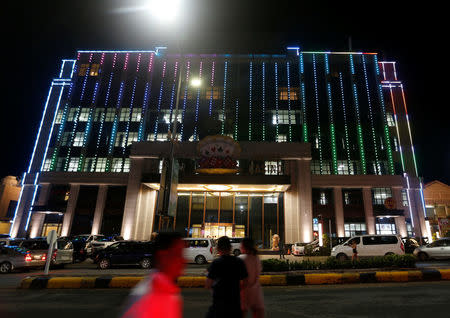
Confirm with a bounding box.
[325,54,338,174]
[180,61,191,140]
[389,85,406,171]
[400,84,419,175]
[299,52,308,142]
[262,62,266,141]
[349,54,366,174]
[312,54,323,172]
[221,61,228,135]
[249,61,253,140]
[286,61,292,141]
[234,99,239,140]
[339,73,352,174]
[107,81,125,153]
[138,53,154,141]
[208,61,215,116]
[59,60,66,78]
[153,61,167,140]
[362,55,380,174]
[24,172,39,231]
[193,61,203,141]
[168,61,179,131]
[404,173,415,228]
[274,62,279,140]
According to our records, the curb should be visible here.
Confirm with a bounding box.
[19,269,450,289]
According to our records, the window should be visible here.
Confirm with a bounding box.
[322,161,331,175]
[272,110,296,125]
[83,158,95,172]
[89,64,100,76]
[55,109,64,124]
[95,158,107,172]
[406,222,413,237]
[78,108,90,122]
[131,108,142,122]
[78,64,89,76]
[73,132,84,147]
[265,161,283,175]
[206,87,222,100]
[344,223,366,237]
[401,189,409,206]
[115,132,126,147]
[393,137,399,151]
[67,108,77,121]
[372,188,392,205]
[276,134,287,142]
[163,110,182,124]
[149,133,168,141]
[337,161,349,175]
[112,158,123,172]
[127,132,138,146]
[311,161,321,175]
[61,132,72,146]
[123,158,130,172]
[56,158,65,171]
[375,223,397,235]
[67,158,79,172]
[42,159,52,171]
[105,109,116,122]
[386,113,395,127]
[94,108,103,121]
[319,191,327,205]
[278,87,299,100]
[119,108,129,121]
[363,235,398,245]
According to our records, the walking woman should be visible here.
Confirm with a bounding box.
[239,238,265,318]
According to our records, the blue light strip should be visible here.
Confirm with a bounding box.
[193,61,203,141]
[24,173,39,231]
[339,73,352,173]
[138,53,154,141]
[168,61,179,133]
[262,62,266,141]
[208,61,215,116]
[153,61,167,140]
[123,77,139,155]
[221,61,228,135]
[59,60,66,78]
[249,61,252,140]
[312,54,323,173]
[274,62,279,140]
[299,53,307,142]
[286,61,292,141]
[108,81,125,152]
[180,61,191,140]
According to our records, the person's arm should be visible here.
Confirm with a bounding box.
[205,278,214,289]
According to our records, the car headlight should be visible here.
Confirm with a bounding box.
[332,247,336,252]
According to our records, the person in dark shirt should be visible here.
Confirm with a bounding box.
[205,236,248,318]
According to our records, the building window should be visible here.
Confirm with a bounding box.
[42,159,52,171]
[276,134,287,142]
[344,192,350,205]
[78,64,89,76]
[73,132,84,147]
[386,112,395,127]
[265,161,282,175]
[67,108,77,121]
[83,158,95,172]
[61,132,72,146]
[372,187,392,205]
[78,108,90,122]
[119,108,129,121]
[320,191,327,205]
[89,64,100,76]
[337,160,350,175]
[401,189,409,206]
[206,87,222,100]
[278,87,299,100]
[123,158,130,172]
[311,161,320,174]
[55,109,64,124]
[94,108,103,121]
[272,110,296,125]
[112,158,123,172]
[115,132,126,147]
[105,109,115,122]
[406,222,413,237]
[67,158,79,172]
[393,136,399,151]
[163,110,182,124]
[95,158,107,172]
[56,158,65,171]
[131,108,142,122]
[344,223,367,237]
[375,222,397,235]
[127,132,138,146]
[149,133,168,141]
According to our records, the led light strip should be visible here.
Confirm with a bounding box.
[274,62,279,140]
[249,61,253,140]
[286,61,292,141]
[349,54,367,174]
[362,55,380,174]
[208,61,215,116]
[388,85,406,171]
[324,54,338,174]
[180,61,191,140]
[339,73,352,173]
[153,61,168,140]
[168,61,179,132]
[234,99,239,140]
[193,61,203,141]
[262,62,266,141]
[24,173,39,231]
[221,61,228,135]
[299,52,307,142]
[138,53,154,141]
[312,54,323,172]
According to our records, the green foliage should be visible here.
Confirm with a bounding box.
[261,254,416,272]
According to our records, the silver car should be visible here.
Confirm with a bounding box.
[20,239,73,267]
[0,246,45,273]
[413,238,450,261]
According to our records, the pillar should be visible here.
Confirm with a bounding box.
[284,160,299,243]
[61,184,80,237]
[91,185,108,235]
[362,187,376,235]
[296,159,313,243]
[333,187,345,237]
[392,187,407,237]
[29,213,45,238]
[134,187,158,240]
[395,216,407,237]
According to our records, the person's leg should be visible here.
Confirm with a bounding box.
[253,308,264,318]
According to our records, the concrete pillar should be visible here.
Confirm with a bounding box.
[392,187,407,237]
[10,180,37,238]
[284,160,299,243]
[296,159,313,243]
[61,184,80,237]
[362,187,376,235]
[29,213,46,238]
[395,216,407,237]
[121,158,144,240]
[134,187,158,240]
[411,188,428,239]
[91,185,108,235]
[333,187,345,237]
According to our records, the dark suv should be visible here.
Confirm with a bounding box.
[94,241,154,269]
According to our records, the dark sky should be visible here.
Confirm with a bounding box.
[3,1,449,184]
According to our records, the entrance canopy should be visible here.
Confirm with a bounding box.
[144,183,290,192]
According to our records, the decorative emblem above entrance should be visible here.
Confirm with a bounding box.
[196,135,241,174]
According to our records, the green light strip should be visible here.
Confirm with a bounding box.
[299,53,308,142]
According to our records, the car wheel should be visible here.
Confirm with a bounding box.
[140,258,152,269]
[98,258,110,269]
[337,253,348,261]
[418,252,429,261]
[385,252,395,256]
[195,255,206,265]
[233,249,241,256]
[0,262,12,274]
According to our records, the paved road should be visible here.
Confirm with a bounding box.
[1,281,449,318]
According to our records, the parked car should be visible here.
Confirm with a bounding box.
[71,234,106,262]
[183,238,216,265]
[402,238,420,254]
[94,241,154,269]
[229,237,244,256]
[86,235,124,258]
[19,238,73,267]
[331,235,405,260]
[413,238,450,261]
[0,245,45,273]
[0,238,25,247]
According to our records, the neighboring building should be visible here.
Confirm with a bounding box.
[0,176,21,234]
[424,180,450,237]
[10,47,430,245]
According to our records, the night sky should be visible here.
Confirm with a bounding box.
[4,1,449,184]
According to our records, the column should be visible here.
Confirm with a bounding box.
[392,187,407,237]
[121,158,144,240]
[362,187,376,235]
[91,185,108,235]
[296,159,313,243]
[29,213,45,238]
[61,184,80,237]
[333,187,345,237]
[134,186,158,240]
[284,160,299,243]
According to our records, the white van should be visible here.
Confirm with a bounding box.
[183,238,216,265]
[331,235,405,260]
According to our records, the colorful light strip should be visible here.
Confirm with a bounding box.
[138,53,154,141]
[400,84,419,175]
[312,54,323,172]
[325,54,338,174]
[234,99,239,140]
[153,61,167,140]
[339,73,352,173]
[168,61,179,134]
[180,61,191,140]
[208,61,215,116]
[299,53,307,142]
[221,61,228,135]
[262,62,266,141]
[193,61,203,141]
[274,62,279,140]
[286,61,292,141]
[249,61,253,141]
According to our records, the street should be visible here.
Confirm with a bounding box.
[0,281,449,318]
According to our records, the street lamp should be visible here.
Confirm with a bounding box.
[147,0,182,23]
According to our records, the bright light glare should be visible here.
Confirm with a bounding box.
[191,78,202,87]
[148,0,181,23]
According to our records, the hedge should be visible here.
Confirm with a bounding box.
[262,254,416,272]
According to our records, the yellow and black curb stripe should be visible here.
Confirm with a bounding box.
[20,269,450,289]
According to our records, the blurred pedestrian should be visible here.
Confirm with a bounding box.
[121,232,185,318]
[239,238,264,318]
[279,240,285,259]
[205,236,248,318]
[350,239,358,261]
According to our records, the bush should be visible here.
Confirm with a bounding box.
[261,254,416,272]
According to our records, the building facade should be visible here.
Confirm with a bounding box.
[10,47,430,246]
[0,176,21,234]
[424,180,450,238]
